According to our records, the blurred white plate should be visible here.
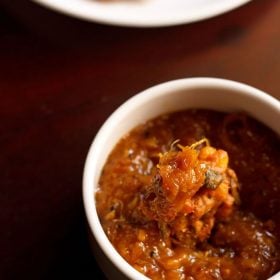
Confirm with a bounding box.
[31,0,252,27]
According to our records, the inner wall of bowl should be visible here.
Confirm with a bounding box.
[88,78,280,280]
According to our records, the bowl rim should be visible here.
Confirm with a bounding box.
[83,77,280,280]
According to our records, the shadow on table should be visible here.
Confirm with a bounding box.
[44,213,106,279]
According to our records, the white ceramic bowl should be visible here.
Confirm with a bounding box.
[31,0,252,27]
[83,77,280,280]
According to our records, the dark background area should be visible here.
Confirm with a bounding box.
[0,0,280,279]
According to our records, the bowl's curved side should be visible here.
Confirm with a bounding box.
[83,77,280,280]
[30,0,252,27]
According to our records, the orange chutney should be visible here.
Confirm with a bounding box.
[96,110,280,280]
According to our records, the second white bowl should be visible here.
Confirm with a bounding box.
[83,77,280,280]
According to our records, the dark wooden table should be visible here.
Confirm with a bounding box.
[1,0,280,279]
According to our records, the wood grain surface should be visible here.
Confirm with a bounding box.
[0,0,279,279]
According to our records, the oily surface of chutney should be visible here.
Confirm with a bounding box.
[96,109,280,280]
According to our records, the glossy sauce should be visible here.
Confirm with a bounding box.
[96,110,280,280]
